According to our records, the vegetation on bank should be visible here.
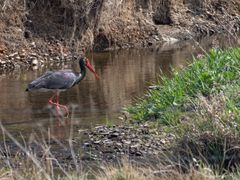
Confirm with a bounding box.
[128,48,240,131]
[126,48,240,175]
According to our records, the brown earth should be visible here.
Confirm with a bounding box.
[0,0,240,71]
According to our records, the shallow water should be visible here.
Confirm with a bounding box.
[0,34,238,139]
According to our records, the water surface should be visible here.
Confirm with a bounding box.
[0,34,238,139]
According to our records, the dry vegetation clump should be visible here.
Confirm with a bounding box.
[173,133,240,172]
[1,0,240,54]
[0,0,27,51]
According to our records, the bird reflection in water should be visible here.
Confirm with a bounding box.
[45,104,80,139]
[48,104,79,127]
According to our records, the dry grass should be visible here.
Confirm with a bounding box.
[96,162,156,180]
[0,121,223,180]
[0,157,220,180]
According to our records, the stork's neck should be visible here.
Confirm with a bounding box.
[74,58,86,85]
[79,62,86,79]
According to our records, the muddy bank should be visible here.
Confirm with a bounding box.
[2,123,240,173]
[0,123,173,170]
[81,124,173,160]
[0,0,240,72]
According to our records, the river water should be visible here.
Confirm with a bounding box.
[0,35,238,139]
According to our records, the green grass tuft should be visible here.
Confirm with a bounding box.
[126,48,240,173]
[127,48,240,127]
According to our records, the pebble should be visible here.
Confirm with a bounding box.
[31,59,38,66]
[123,140,131,145]
[8,52,18,57]
[30,42,36,48]
[108,132,119,138]
[32,66,38,70]
[30,53,38,57]
[82,124,170,161]
[16,56,21,60]
[19,53,26,58]
[83,142,91,147]
[93,140,101,144]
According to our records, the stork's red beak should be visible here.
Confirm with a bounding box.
[86,59,99,79]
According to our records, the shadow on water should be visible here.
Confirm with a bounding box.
[0,34,239,139]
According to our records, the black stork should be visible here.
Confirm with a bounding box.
[26,56,99,116]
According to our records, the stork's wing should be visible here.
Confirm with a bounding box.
[26,70,77,91]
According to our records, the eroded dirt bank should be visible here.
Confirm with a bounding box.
[0,0,240,71]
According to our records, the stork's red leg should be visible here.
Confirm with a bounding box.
[48,93,57,105]
[55,92,62,117]
[48,91,69,118]
[48,91,61,107]
[48,92,62,116]
[56,92,69,117]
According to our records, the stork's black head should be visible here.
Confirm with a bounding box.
[79,57,99,79]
